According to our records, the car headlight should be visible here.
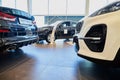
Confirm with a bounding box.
[76,21,84,33]
[90,1,120,17]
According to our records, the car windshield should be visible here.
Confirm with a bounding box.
[50,21,64,26]
[12,9,32,19]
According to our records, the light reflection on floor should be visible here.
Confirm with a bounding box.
[0,40,120,80]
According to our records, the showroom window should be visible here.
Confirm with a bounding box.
[32,0,85,27]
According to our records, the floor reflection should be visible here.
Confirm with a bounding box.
[0,49,30,73]
[35,40,72,49]
[0,40,120,80]
[77,59,120,80]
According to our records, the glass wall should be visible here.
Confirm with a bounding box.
[32,0,86,27]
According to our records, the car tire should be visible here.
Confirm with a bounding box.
[46,32,55,43]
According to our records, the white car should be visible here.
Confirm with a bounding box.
[73,1,120,64]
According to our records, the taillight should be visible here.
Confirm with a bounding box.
[0,12,16,21]
[0,29,10,33]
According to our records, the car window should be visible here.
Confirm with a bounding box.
[71,22,77,27]
[12,9,21,15]
[11,9,32,19]
[1,8,12,14]
[60,22,70,28]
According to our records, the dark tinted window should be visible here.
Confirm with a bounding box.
[12,9,31,19]
[13,9,21,15]
[0,7,12,14]
[61,22,70,27]
[71,22,77,27]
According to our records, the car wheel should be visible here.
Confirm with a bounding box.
[46,32,55,43]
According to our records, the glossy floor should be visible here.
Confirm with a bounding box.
[0,40,120,80]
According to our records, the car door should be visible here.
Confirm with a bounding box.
[56,21,71,39]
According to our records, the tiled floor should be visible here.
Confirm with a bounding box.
[0,40,120,80]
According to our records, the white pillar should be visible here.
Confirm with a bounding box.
[66,0,68,20]
[106,0,109,4]
[27,0,32,14]
[85,0,89,16]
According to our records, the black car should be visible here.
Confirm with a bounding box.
[0,6,38,52]
[38,21,77,43]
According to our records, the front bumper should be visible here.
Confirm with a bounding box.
[73,36,79,52]
[38,34,46,40]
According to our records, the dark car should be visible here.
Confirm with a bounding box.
[38,21,77,43]
[0,6,38,52]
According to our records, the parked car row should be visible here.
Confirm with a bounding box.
[0,6,79,52]
[1,1,120,65]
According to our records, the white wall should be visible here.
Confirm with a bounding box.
[2,0,15,8]
[16,0,28,12]
[1,0,118,27]
[1,0,118,15]
[32,0,86,16]
[34,16,45,27]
